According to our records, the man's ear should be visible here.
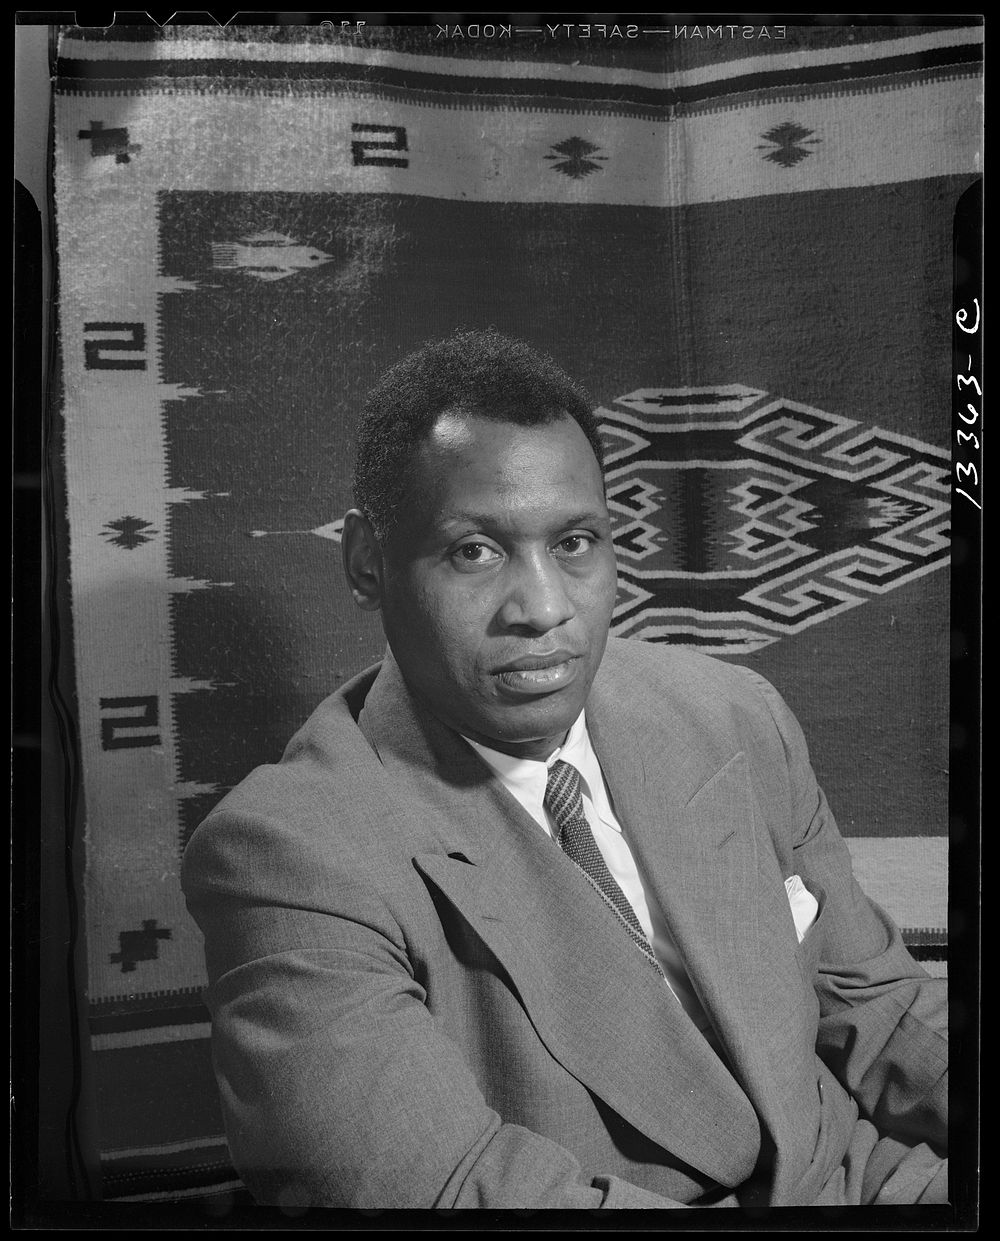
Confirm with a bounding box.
[341,509,384,612]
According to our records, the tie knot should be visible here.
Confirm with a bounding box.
[544,759,584,825]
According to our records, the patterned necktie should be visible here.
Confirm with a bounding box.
[544,759,662,973]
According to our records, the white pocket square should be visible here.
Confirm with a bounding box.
[784,874,819,943]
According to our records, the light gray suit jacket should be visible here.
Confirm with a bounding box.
[181,638,947,1209]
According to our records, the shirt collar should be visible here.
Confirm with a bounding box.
[462,712,619,830]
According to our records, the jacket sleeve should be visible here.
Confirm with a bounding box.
[742,668,948,1156]
[181,808,690,1210]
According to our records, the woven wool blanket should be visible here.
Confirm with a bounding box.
[51,21,981,1201]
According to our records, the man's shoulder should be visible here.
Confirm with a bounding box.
[179,661,418,953]
[184,662,387,862]
[593,638,791,764]
[598,636,765,708]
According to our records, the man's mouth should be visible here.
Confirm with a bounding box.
[492,652,580,694]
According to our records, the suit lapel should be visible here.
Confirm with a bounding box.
[362,652,761,1189]
[587,657,824,1191]
[590,691,767,1071]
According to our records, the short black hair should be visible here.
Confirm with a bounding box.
[353,328,604,539]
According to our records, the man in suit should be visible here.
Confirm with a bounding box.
[181,329,948,1210]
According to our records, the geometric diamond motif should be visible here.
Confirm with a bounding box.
[544,136,608,179]
[599,387,949,653]
[756,120,822,168]
[101,515,158,549]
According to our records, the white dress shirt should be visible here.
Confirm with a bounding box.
[464,713,719,1044]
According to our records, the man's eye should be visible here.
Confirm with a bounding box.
[556,534,593,556]
[453,543,502,567]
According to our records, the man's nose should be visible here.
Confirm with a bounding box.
[498,552,576,632]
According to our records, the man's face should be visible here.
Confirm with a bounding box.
[376,411,618,760]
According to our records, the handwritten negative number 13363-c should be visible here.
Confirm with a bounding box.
[955,298,981,512]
